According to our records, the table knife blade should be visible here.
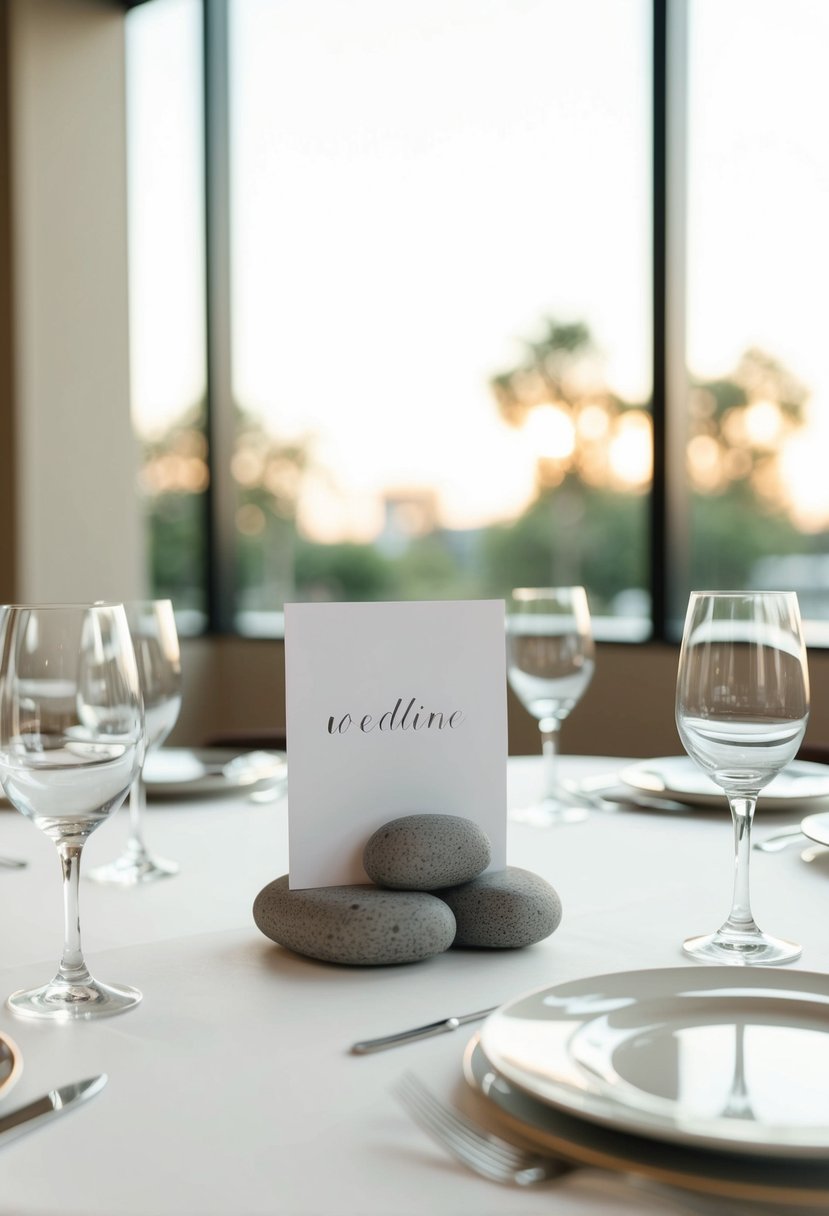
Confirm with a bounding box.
[0,1074,107,1146]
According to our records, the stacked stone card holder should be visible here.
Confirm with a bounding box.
[252,813,562,966]
[252,877,456,966]
[362,813,491,890]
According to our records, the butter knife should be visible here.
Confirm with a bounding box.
[0,1074,106,1146]
[351,1008,497,1055]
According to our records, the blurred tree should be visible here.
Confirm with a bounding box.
[231,412,311,610]
[138,401,209,618]
[136,324,815,626]
[487,317,650,599]
[294,539,393,601]
[480,489,646,612]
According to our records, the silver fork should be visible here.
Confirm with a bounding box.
[393,1073,762,1216]
[393,1071,571,1186]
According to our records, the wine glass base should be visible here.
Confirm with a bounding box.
[683,929,802,966]
[7,977,142,1020]
[510,799,589,827]
[88,852,179,886]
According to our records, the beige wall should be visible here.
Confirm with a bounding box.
[170,637,829,760]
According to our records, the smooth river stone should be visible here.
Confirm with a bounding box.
[252,875,456,966]
[434,866,562,949]
[363,813,491,891]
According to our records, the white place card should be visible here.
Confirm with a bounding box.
[285,600,507,889]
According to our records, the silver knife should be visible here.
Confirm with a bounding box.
[351,1008,497,1055]
[0,1074,107,1146]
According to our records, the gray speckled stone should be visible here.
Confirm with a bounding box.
[252,875,456,965]
[434,866,561,949]
[363,814,491,890]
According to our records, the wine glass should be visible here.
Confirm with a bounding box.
[506,586,595,826]
[676,590,809,965]
[0,603,144,1018]
[90,599,182,885]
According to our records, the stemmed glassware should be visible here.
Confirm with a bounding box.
[506,586,595,826]
[90,599,182,885]
[676,590,810,965]
[0,603,144,1018]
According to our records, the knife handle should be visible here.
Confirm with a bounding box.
[351,1017,462,1055]
[350,1007,497,1055]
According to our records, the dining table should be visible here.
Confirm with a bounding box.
[1,752,828,1216]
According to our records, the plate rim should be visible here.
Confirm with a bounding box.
[802,810,829,848]
[0,1030,23,1101]
[479,965,829,1158]
[621,755,829,808]
[463,1035,829,1205]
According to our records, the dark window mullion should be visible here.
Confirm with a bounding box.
[652,0,690,644]
[203,0,236,634]
[651,0,668,641]
[664,0,691,640]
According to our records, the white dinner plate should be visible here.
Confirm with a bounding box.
[479,966,829,1158]
[463,1036,829,1209]
[0,1031,23,1102]
[143,748,287,800]
[621,755,829,810]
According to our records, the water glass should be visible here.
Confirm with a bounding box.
[506,586,595,826]
[0,603,144,1018]
[90,599,182,885]
[676,590,809,965]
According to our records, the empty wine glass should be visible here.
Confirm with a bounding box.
[676,590,809,966]
[506,587,595,826]
[90,599,182,885]
[0,603,144,1018]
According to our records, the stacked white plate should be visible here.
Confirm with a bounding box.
[619,756,829,812]
[467,967,829,1207]
[143,748,287,800]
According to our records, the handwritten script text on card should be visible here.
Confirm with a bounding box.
[327,696,465,735]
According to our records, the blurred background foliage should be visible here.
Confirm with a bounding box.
[138,318,813,628]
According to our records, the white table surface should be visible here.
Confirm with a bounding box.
[1,754,827,1216]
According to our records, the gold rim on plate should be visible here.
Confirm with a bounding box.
[0,1031,23,1102]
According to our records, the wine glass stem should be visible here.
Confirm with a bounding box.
[539,717,561,801]
[57,842,91,985]
[127,774,149,860]
[725,795,759,933]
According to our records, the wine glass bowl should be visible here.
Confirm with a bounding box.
[506,587,595,826]
[676,590,809,966]
[90,599,182,886]
[0,603,144,1019]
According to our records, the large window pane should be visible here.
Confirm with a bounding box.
[686,0,829,640]
[126,0,208,634]
[229,0,652,638]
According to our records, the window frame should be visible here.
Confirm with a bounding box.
[133,0,686,642]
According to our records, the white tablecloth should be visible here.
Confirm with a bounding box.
[0,755,826,1216]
